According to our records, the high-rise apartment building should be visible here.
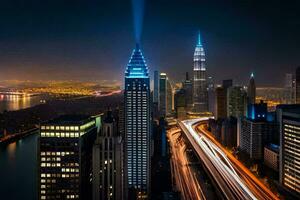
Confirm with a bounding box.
[124,44,151,198]
[92,111,123,200]
[193,32,208,112]
[38,115,99,200]
[277,105,300,195]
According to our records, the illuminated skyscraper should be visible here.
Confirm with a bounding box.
[124,44,151,198]
[38,115,99,200]
[277,105,300,196]
[193,31,208,112]
[247,73,256,104]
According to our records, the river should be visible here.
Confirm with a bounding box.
[0,133,38,200]
[0,94,45,113]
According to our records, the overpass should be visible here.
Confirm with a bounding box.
[178,118,279,200]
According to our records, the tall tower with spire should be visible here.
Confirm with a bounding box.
[124,44,151,198]
[247,72,256,104]
[193,31,208,112]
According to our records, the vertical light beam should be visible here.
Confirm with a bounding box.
[131,0,145,44]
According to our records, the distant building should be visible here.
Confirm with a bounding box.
[264,144,279,171]
[277,104,300,195]
[166,78,173,115]
[247,73,256,104]
[284,73,294,104]
[227,86,247,118]
[174,89,186,120]
[247,100,268,121]
[207,76,215,114]
[215,86,227,120]
[240,102,276,160]
[182,72,193,111]
[159,73,173,117]
[154,70,159,104]
[38,115,99,200]
[193,31,208,112]
[296,67,300,103]
[92,111,123,200]
[124,44,151,198]
[221,117,237,148]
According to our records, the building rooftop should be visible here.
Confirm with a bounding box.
[42,115,93,126]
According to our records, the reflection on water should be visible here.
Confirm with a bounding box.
[0,94,44,113]
[0,133,38,200]
[7,142,16,161]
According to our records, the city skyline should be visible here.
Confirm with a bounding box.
[0,1,299,86]
[1,1,300,200]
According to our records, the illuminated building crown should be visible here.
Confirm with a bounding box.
[125,44,149,78]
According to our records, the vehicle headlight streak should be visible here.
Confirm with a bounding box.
[182,118,257,200]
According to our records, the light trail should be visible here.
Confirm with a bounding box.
[179,118,279,200]
[167,128,206,200]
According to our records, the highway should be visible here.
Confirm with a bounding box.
[168,128,206,200]
[178,118,279,200]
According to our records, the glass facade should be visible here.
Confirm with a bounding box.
[282,122,300,193]
[38,116,98,200]
[125,45,150,198]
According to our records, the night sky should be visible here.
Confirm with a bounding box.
[0,0,299,86]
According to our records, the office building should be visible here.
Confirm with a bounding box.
[277,105,300,195]
[240,102,276,159]
[38,115,99,200]
[124,44,151,198]
[284,73,294,104]
[92,111,123,200]
[227,86,247,118]
[264,144,279,171]
[247,73,256,104]
[207,76,215,114]
[221,117,237,148]
[166,77,173,115]
[182,72,193,111]
[153,70,159,104]
[193,32,208,112]
[215,86,227,119]
[296,67,300,103]
[174,89,186,120]
[159,73,173,117]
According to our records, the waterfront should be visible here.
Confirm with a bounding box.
[0,133,38,200]
[0,94,45,113]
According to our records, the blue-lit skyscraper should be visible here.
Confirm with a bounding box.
[193,31,208,112]
[124,44,151,199]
